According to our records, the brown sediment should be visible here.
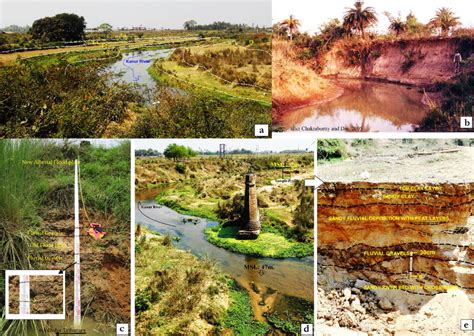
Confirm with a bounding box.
[272,39,345,126]
[318,182,474,294]
[322,36,474,86]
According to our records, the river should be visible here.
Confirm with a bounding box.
[107,49,173,90]
[279,80,429,132]
[135,192,314,323]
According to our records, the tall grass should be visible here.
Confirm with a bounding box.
[80,141,131,232]
[0,140,44,335]
[0,140,40,269]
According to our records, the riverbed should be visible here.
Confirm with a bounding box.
[135,193,314,323]
[107,49,173,90]
[278,80,429,132]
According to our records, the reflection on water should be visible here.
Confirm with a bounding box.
[107,49,173,90]
[281,81,429,132]
[136,199,314,303]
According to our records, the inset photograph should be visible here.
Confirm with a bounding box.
[0,140,131,335]
[317,139,474,335]
[273,0,474,132]
[0,0,271,138]
[135,139,314,335]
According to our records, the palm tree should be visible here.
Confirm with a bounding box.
[343,1,378,38]
[280,15,300,41]
[384,13,407,37]
[430,7,460,35]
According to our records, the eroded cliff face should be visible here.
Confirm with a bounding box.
[322,37,473,86]
[318,182,474,296]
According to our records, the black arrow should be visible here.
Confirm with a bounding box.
[58,261,77,274]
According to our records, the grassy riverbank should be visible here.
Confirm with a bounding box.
[149,41,271,106]
[138,154,314,258]
[135,228,269,335]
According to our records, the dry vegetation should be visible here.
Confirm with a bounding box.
[136,153,314,258]
[272,39,341,115]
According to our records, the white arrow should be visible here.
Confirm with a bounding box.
[304,176,325,189]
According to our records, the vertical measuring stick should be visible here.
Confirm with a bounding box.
[19,274,30,314]
[74,160,81,326]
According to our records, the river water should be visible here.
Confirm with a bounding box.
[279,80,429,132]
[135,194,314,321]
[107,49,173,90]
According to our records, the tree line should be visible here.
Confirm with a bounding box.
[183,20,260,31]
[276,1,463,41]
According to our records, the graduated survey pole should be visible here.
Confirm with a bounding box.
[19,274,30,314]
[74,160,81,327]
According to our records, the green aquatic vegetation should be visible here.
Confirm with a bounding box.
[155,186,219,221]
[264,296,314,335]
[220,280,270,335]
[205,225,313,258]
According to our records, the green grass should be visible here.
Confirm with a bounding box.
[220,280,270,335]
[148,41,271,107]
[155,187,219,221]
[205,225,313,258]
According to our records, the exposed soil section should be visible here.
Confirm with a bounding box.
[34,209,130,333]
[272,39,343,121]
[322,37,474,86]
[317,141,474,335]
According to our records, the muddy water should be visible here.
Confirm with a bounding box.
[107,49,173,89]
[281,81,429,132]
[135,195,314,320]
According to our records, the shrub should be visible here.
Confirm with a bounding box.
[317,139,346,160]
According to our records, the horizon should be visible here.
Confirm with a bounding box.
[273,0,474,34]
[135,138,315,153]
[1,0,271,29]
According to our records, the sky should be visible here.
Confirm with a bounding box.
[1,0,271,29]
[273,0,474,34]
[135,137,316,153]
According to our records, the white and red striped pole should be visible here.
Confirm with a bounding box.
[19,274,30,315]
[74,160,81,327]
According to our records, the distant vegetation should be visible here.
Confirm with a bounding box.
[183,20,266,31]
[163,144,197,161]
[30,13,86,42]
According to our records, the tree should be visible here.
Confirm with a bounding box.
[1,25,30,33]
[279,15,300,41]
[183,20,197,30]
[319,18,346,43]
[343,1,377,38]
[98,23,113,38]
[164,144,197,161]
[384,12,407,37]
[31,13,86,42]
[406,11,425,35]
[430,7,460,35]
